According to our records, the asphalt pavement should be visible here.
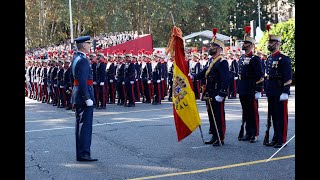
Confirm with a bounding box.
[25,86,295,180]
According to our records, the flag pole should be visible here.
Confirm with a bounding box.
[69,0,74,48]
[170,11,175,26]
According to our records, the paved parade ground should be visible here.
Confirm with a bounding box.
[25,87,295,180]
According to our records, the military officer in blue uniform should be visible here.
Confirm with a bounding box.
[96,52,107,109]
[193,28,229,146]
[51,58,59,106]
[134,55,142,102]
[264,34,292,148]
[151,55,162,105]
[160,55,168,100]
[90,53,99,108]
[39,57,49,103]
[237,26,264,143]
[106,54,116,104]
[141,54,152,103]
[63,58,72,110]
[57,59,66,108]
[167,55,174,102]
[71,35,97,162]
[124,53,136,107]
[116,54,126,105]
[228,51,239,99]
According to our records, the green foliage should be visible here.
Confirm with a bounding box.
[257,18,295,82]
[229,0,274,39]
[25,0,237,49]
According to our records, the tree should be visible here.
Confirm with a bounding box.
[229,0,273,40]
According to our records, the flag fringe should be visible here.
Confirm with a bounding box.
[165,26,183,56]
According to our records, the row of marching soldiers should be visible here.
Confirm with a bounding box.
[87,49,172,108]
[25,53,74,110]
[25,49,175,109]
[25,48,242,109]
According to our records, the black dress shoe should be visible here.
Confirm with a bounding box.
[77,155,98,162]
[204,137,217,144]
[212,140,224,146]
[249,136,258,143]
[264,141,277,147]
[274,143,286,148]
[239,135,251,141]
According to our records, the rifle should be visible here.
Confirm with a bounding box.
[263,108,272,145]
[122,83,127,106]
[238,119,245,140]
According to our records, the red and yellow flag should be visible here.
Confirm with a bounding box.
[166,26,201,142]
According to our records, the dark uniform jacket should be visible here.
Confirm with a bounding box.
[237,52,264,95]
[124,62,136,83]
[97,60,107,84]
[265,51,292,97]
[194,57,229,97]
[71,52,95,105]
[106,62,116,81]
[152,62,162,82]
[141,62,152,81]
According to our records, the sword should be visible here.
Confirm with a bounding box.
[205,94,222,146]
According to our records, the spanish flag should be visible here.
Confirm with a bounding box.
[166,26,201,142]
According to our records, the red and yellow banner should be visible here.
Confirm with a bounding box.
[166,26,201,142]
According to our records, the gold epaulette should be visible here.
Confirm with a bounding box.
[256,77,264,84]
[284,79,292,86]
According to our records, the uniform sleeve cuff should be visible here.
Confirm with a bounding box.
[82,95,90,101]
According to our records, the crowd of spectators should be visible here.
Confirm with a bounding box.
[26,30,140,58]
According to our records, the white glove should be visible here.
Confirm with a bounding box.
[109,79,113,83]
[41,82,44,85]
[130,81,134,84]
[255,92,262,99]
[157,80,161,83]
[188,73,193,79]
[85,99,93,106]
[147,80,151,84]
[93,81,97,85]
[69,87,72,90]
[136,79,138,81]
[279,93,289,101]
[100,82,105,86]
[122,82,125,85]
[161,78,164,81]
[234,77,238,80]
[54,84,58,87]
[59,85,64,88]
[215,95,224,102]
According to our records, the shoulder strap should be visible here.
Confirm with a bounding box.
[71,55,81,77]
[205,55,222,78]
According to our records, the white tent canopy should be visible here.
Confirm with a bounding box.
[183,30,231,43]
